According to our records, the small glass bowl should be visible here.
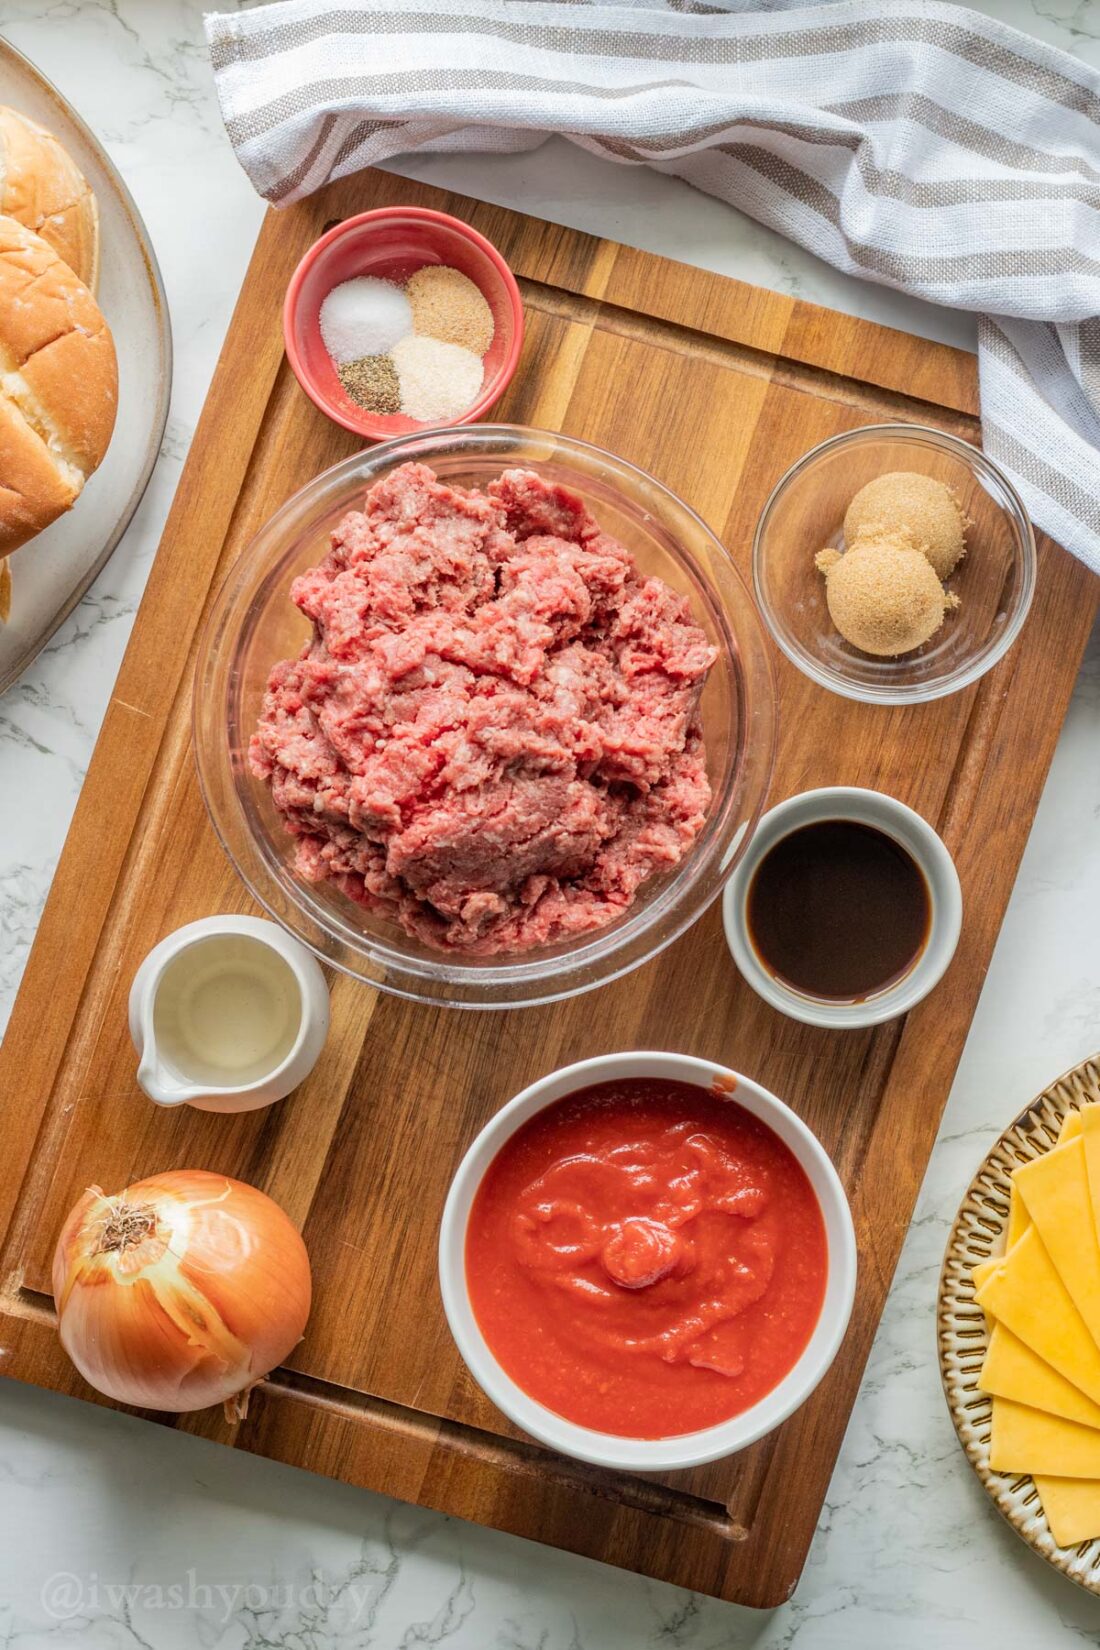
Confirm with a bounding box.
[753,424,1036,705]
[193,425,776,1010]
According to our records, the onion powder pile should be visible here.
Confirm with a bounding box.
[391,335,485,422]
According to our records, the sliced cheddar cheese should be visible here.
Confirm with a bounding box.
[1006,1186,1031,1248]
[1014,1137,1100,1348]
[1005,1108,1081,1248]
[1081,1106,1100,1246]
[974,1109,1089,1297]
[990,1397,1100,1477]
[973,1254,998,1292]
[1035,1474,1100,1547]
[979,1324,1100,1427]
[976,1227,1100,1404]
[1060,1110,1086,1143]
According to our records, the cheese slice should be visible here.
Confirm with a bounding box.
[1014,1137,1100,1348]
[990,1398,1100,1477]
[973,1254,998,1292]
[974,1108,1087,1293]
[1035,1474,1100,1547]
[979,1324,1100,1427]
[1005,1109,1081,1247]
[1080,1106,1100,1245]
[1005,1186,1031,1248]
[976,1227,1100,1404]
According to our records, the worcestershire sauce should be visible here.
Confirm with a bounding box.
[747,819,930,1001]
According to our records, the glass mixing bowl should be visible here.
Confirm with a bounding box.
[194,425,776,1008]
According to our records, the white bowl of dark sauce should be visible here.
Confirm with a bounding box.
[722,787,962,1028]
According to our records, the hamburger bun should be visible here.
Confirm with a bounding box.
[0,213,117,556]
[0,105,99,288]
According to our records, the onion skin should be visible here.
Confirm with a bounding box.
[52,1170,311,1415]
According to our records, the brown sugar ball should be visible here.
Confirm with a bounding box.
[844,471,967,579]
[816,533,957,656]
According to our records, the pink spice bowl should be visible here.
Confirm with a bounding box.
[283,206,525,441]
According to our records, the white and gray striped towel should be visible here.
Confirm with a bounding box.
[205,0,1100,574]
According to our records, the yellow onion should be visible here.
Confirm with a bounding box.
[52,1169,311,1418]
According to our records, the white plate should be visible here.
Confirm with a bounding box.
[0,38,171,694]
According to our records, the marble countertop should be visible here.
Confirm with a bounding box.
[1,1,1098,1644]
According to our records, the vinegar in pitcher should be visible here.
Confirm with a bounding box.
[152,933,302,1088]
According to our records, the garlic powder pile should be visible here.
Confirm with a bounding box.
[406,265,494,355]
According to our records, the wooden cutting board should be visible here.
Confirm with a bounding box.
[0,169,1095,1609]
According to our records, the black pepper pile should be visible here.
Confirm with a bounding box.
[337,354,400,416]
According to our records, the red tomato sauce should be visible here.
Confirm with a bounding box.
[465,1078,828,1438]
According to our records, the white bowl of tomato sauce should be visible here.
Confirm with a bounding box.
[439,1051,856,1472]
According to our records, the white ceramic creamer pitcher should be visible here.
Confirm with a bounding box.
[129,915,330,1113]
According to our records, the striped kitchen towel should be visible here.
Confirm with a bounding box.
[205,0,1100,573]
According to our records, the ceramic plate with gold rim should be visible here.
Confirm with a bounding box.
[938,1053,1100,1595]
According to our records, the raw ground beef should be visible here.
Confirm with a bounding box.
[249,463,716,954]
